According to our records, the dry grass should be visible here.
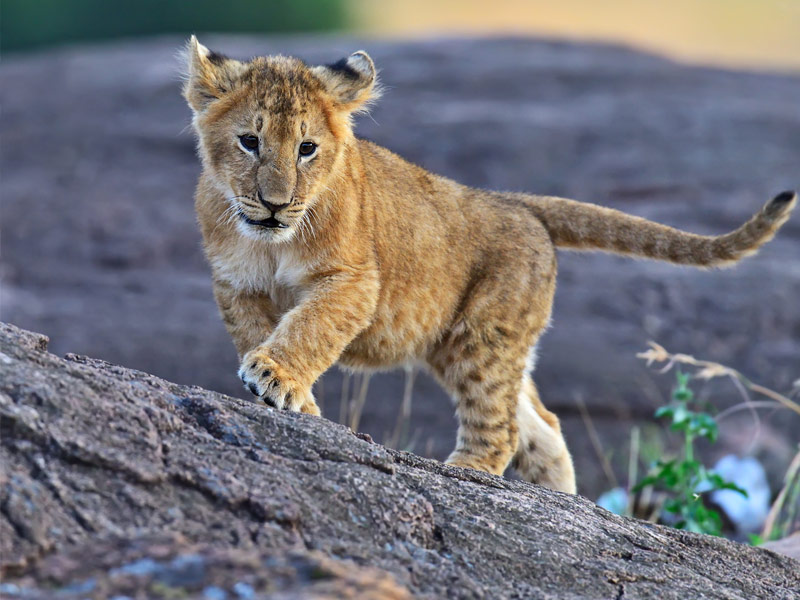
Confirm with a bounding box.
[637,341,800,417]
[327,366,422,452]
[762,448,800,540]
[336,371,373,432]
[386,365,418,451]
[575,394,618,489]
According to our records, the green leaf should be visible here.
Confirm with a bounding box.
[685,519,706,534]
[693,504,710,519]
[654,406,675,420]
[704,510,723,536]
[690,413,718,442]
[720,482,748,497]
[678,459,701,480]
[669,404,691,430]
[686,504,724,536]
[673,372,694,403]
[632,476,656,493]
[634,459,679,491]
[705,474,748,497]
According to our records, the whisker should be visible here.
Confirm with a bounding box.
[298,207,315,248]
[301,203,319,242]
[217,203,237,223]
[212,203,241,235]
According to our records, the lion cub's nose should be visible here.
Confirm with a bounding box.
[257,190,290,213]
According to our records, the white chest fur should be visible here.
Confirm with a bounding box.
[209,237,309,303]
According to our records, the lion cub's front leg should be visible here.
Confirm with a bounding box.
[212,282,313,410]
[236,267,379,416]
[213,281,278,358]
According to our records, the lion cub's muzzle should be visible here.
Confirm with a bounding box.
[238,190,293,229]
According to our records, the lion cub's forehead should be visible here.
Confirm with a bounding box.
[244,56,324,117]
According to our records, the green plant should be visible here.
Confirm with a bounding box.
[633,371,746,536]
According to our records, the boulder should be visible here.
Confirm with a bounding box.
[1,322,797,598]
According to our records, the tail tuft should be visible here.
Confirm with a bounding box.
[764,190,797,219]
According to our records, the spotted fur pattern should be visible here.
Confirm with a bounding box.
[183,37,796,493]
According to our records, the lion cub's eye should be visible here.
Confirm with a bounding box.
[298,141,317,157]
[239,134,259,153]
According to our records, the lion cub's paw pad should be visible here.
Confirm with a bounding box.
[237,352,309,412]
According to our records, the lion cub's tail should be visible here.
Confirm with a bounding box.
[526,191,796,267]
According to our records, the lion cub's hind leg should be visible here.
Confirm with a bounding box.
[428,320,523,476]
[512,375,576,493]
[427,244,557,478]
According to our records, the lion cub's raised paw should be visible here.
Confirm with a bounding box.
[238,350,319,415]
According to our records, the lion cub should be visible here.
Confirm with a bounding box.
[183,37,796,493]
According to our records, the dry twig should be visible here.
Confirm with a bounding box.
[637,341,800,416]
[575,395,618,490]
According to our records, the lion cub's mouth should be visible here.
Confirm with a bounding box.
[239,211,289,229]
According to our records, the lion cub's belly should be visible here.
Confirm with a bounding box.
[339,285,455,369]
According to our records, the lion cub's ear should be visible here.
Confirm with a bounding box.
[312,51,380,113]
[182,35,246,113]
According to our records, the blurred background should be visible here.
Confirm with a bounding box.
[1,0,798,536]
[4,0,800,72]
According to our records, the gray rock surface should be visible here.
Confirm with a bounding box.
[1,36,798,500]
[2,321,799,599]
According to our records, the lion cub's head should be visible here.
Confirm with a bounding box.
[183,37,378,242]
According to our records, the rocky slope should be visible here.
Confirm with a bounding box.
[1,322,798,599]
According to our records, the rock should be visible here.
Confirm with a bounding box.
[763,533,800,563]
[1,37,798,501]
[1,322,798,598]
[2,534,412,600]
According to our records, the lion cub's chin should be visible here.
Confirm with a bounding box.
[235,219,296,244]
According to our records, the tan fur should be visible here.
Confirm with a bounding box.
[182,37,796,494]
